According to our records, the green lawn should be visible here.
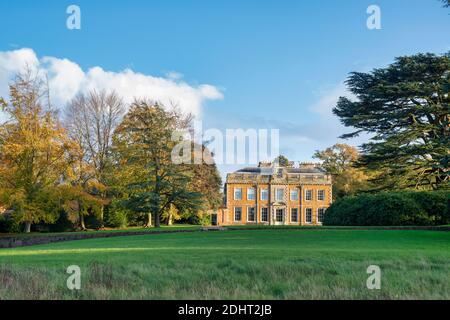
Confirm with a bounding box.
[0,229,449,299]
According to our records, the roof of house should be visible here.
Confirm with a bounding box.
[235,166,326,175]
[226,162,332,185]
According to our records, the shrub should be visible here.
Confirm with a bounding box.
[0,215,21,233]
[181,210,211,226]
[84,215,103,229]
[407,191,450,225]
[323,191,450,226]
[48,211,76,232]
[105,207,129,229]
[106,210,128,228]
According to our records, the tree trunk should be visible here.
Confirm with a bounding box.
[80,214,86,231]
[99,191,107,229]
[99,204,105,229]
[154,210,160,228]
[23,221,31,233]
[78,201,86,231]
[166,213,172,226]
[145,213,152,228]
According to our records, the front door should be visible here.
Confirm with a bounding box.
[275,208,284,225]
[211,214,218,226]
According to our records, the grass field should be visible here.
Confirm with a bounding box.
[0,228,449,299]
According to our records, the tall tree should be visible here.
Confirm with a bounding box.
[0,72,76,232]
[314,144,369,199]
[62,130,103,230]
[65,90,124,225]
[333,53,450,190]
[182,143,223,224]
[112,101,203,228]
[314,144,359,175]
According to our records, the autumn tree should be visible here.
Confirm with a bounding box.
[180,143,222,225]
[313,144,369,199]
[58,184,104,230]
[65,90,124,226]
[334,53,450,190]
[0,72,76,232]
[112,101,203,228]
[61,124,104,230]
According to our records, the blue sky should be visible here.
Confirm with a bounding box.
[0,0,449,178]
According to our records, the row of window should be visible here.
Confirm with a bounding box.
[233,188,326,202]
[234,207,326,223]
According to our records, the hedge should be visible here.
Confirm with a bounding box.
[323,191,450,226]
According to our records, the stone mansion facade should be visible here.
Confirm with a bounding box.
[213,162,332,226]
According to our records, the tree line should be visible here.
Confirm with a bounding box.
[0,71,222,233]
[1,51,448,232]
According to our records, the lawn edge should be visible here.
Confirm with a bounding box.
[1,225,449,249]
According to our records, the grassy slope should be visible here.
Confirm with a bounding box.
[0,229,449,299]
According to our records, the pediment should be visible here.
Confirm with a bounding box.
[272,202,287,206]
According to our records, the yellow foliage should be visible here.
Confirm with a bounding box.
[0,72,78,225]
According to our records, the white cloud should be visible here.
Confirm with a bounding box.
[0,48,39,99]
[0,48,223,118]
[165,71,183,80]
[42,56,85,106]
